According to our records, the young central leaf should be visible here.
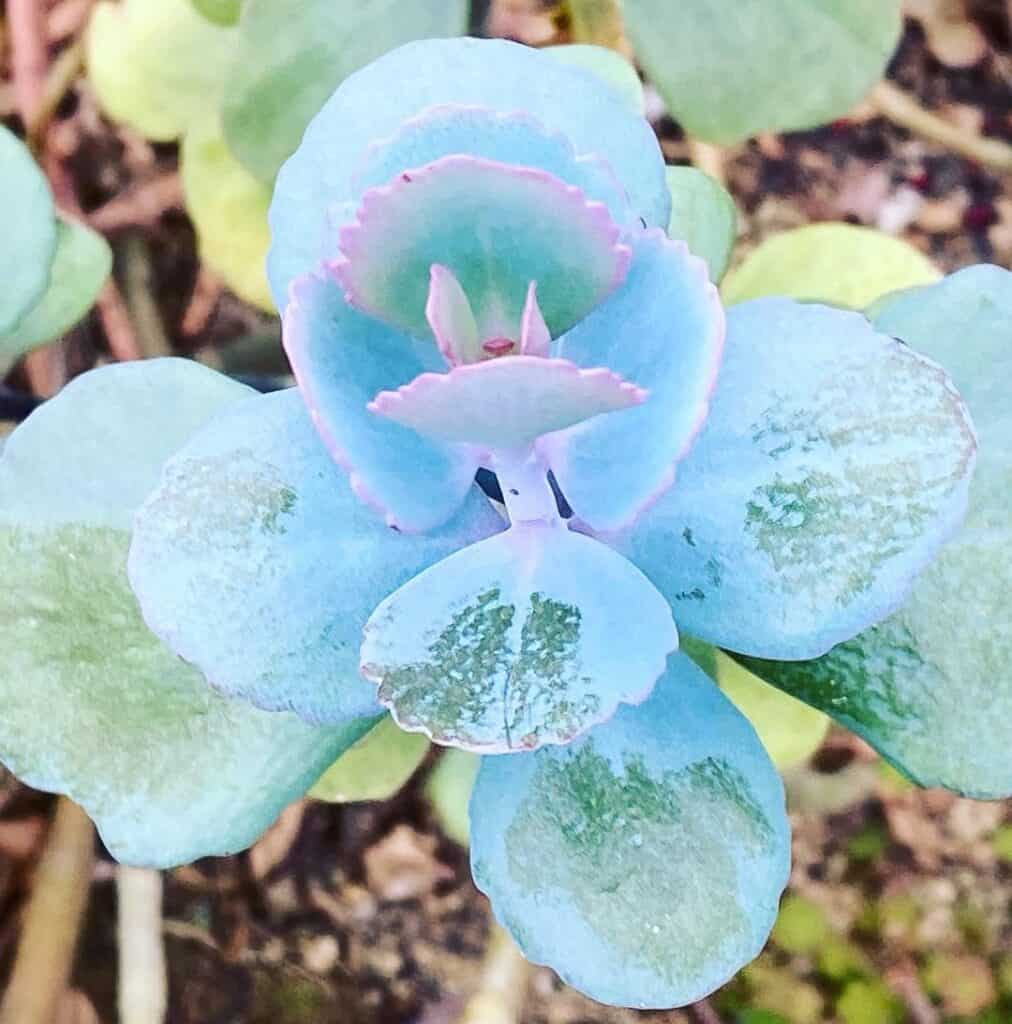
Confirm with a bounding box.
[369,356,645,448]
[360,523,678,752]
[333,154,630,343]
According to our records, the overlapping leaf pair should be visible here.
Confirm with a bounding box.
[1,38,1008,1010]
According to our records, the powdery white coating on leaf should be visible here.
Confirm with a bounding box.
[0,360,376,867]
[351,105,634,228]
[616,298,977,661]
[361,523,678,753]
[369,356,645,449]
[470,653,791,1008]
[744,265,1012,799]
[284,268,480,532]
[267,37,669,304]
[334,155,631,343]
[548,230,725,532]
[129,387,503,725]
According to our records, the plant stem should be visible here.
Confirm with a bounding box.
[565,0,628,53]
[0,799,95,1024]
[872,80,1012,172]
[687,139,728,187]
[458,924,530,1024]
[117,867,168,1024]
[26,35,85,152]
[120,233,174,358]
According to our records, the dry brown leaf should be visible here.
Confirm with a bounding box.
[904,0,989,67]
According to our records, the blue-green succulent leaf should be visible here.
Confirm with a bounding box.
[543,45,644,115]
[0,360,376,867]
[0,126,57,336]
[742,266,1012,798]
[222,0,470,183]
[283,269,480,533]
[665,166,738,282]
[550,230,724,532]
[470,653,790,1008]
[617,299,976,660]
[352,105,634,228]
[1,217,112,368]
[268,37,669,305]
[361,523,678,753]
[129,387,502,724]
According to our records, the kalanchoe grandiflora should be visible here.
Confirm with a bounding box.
[1,37,1007,1011]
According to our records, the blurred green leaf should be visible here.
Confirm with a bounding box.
[544,44,644,114]
[191,0,241,27]
[772,895,830,955]
[722,223,940,309]
[424,748,479,847]
[1,218,111,370]
[993,825,1012,864]
[666,166,737,282]
[622,0,901,143]
[922,954,997,1019]
[836,980,903,1024]
[87,0,235,142]
[681,637,830,770]
[181,119,274,311]
[0,127,56,337]
[310,716,428,803]
[223,0,470,183]
[817,938,872,982]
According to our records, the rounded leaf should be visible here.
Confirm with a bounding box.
[618,299,977,660]
[223,0,470,183]
[470,653,791,1008]
[1,217,112,366]
[0,126,56,335]
[666,166,738,282]
[623,0,901,143]
[722,223,940,309]
[361,523,678,753]
[87,0,234,142]
[0,360,375,866]
[426,749,480,846]
[543,45,644,115]
[129,387,502,724]
[180,119,274,311]
[268,37,669,305]
[743,266,1012,798]
[310,716,429,803]
[191,0,241,26]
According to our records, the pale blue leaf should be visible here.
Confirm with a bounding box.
[742,266,1012,798]
[616,299,977,660]
[352,105,634,229]
[0,360,376,867]
[470,653,790,1008]
[549,230,724,532]
[283,269,479,533]
[360,522,677,753]
[268,37,668,305]
[129,387,502,724]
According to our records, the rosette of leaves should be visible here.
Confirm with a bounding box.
[2,39,1008,1010]
[0,127,111,377]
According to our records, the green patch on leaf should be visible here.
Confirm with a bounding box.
[506,743,774,985]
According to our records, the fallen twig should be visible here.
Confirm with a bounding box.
[0,799,95,1024]
[687,139,728,186]
[120,233,174,358]
[872,80,1012,172]
[88,173,183,234]
[118,867,168,1024]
